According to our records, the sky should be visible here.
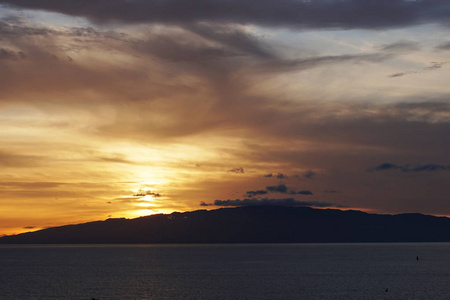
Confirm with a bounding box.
[0,0,449,236]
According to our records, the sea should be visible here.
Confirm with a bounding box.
[0,243,449,299]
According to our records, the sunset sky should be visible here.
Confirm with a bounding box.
[0,0,449,236]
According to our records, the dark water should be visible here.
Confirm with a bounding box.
[0,243,449,299]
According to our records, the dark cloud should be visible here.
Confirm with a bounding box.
[245,190,268,197]
[228,167,244,174]
[266,184,288,193]
[296,190,313,195]
[266,184,313,195]
[188,23,275,59]
[324,190,340,194]
[209,198,345,208]
[276,173,287,179]
[303,170,315,179]
[133,190,162,197]
[23,226,36,229]
[369,163,450,172]
[2,0,450,30]
[388,61,449,78]
[264,173,288,179]
[389,72,410,78]
[0,48,26,60]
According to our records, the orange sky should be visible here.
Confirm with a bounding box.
[0,1,449,236]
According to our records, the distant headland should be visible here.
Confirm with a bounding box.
[1,206,449,244]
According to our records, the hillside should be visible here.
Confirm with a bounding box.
[1,206,449,243]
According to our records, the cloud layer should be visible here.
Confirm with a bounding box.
[3,0,450,30]
[0,1,449,235]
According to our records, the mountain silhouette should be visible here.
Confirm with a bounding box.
[1,206,449,243]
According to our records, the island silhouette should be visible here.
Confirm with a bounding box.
[1,206,449,244]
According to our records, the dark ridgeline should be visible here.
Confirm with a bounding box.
[1,206,449,244]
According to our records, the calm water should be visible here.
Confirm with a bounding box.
[0,243,449,299]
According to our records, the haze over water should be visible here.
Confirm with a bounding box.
[1,243,449,299]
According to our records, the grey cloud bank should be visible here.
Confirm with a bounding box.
[2,0,450,30]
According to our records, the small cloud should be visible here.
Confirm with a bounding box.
[245,190,268,197]
[388,61,448,78]
[23,226,36,229]
[98,154,135,164]
[263,173,273,177]
[200,201,213,206]
[408,164,450,172]
[266,184,288,193]
[296,190,313,195]
[369,163,450,172]
[370,162,400,171]
[425,61,446,71]
[228,167,244,174]
[324,190,340,194]
[133,189,162,197]
[293,170,316,180]
[266,184,313,195]
[303,170,315,179]
[379,41,420,53]
[276,172,288,179]
[389,72,408,78]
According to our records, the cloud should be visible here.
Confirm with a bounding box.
[275,172,288,179]
[388,61,449,78]
[369,163,450,172]
[97,155,136,165]
[266,184,288,193]
[0,48,26,60]
[245,190,268,197]
[296,190,313,195]
[228,167,244,174]
[324,190,340,194]
[3,0,450,30]
[379,41,420,53]
[206,198,345,208]
[303,170,315,179]
[266,184,313,195]
[133,190,162,197]
[187,23,275,60]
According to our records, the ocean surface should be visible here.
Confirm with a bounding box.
[0,243,449,299]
